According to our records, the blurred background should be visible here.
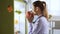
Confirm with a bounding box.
[14,0,60,34]
[0,0,60,34]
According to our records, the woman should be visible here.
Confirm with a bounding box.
[26,1,49,34]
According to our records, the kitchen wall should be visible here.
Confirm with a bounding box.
[0,0,14,34]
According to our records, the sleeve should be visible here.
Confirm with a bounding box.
[29,23,33,34]
[31,18,43,34]
[32,17,48,34]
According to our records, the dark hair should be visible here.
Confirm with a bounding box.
[33,1,44,12]
[33,1,48,20]
[41,1,46,8]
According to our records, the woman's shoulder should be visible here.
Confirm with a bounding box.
[39,16,47,21]
[39,16,49,25]
[39,16,48,23]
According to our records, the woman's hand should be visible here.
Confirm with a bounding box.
[26,11,34,23]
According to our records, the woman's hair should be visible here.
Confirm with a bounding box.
[42,1,48,20]
[33,1,48,20]
[33,1,44,12]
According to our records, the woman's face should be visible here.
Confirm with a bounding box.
[33,5,41,15]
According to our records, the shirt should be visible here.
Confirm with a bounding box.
[29,15,49,34]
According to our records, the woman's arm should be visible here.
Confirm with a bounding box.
[31,18,43,34]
